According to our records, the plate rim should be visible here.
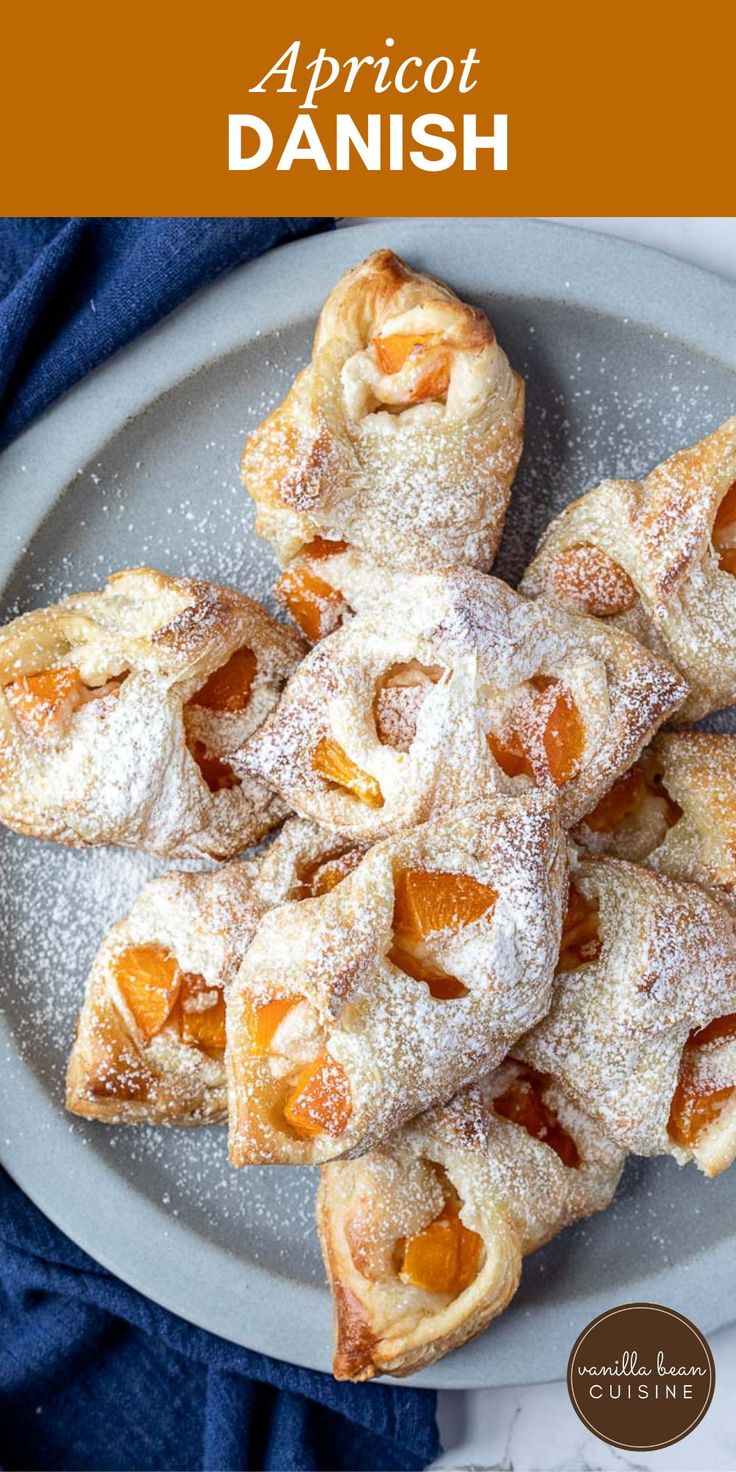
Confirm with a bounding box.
[2,216,736,1390]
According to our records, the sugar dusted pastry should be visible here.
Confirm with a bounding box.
[521,416,736,720]
[318,1063,624,1379]
[0,567,304,858]
[253,815,370,907]
[237,569,687,838]
[517,857,736,1177]
[226,791,566,1165]
[574,733,736,909]
[66,863,266,1125]
[242,249,524,638]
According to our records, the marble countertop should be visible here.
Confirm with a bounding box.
[344,216,736,1471]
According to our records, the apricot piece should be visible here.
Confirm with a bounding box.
[313,737,384,807]
[494,1069,580,1167]
[275,566,347,643]
[531,676,585,787]
[301,536,350,559]
[669,1081,735,1147]
[689,1012,736,1048]
[556,884,602,974]
[296,848,363,898]
[190,647,256,713]
[4,666,87,735]
[718,548,736,577]
[113,945,181,1042]
[582,764,647,834]
[713,481,736,538]
[372,332,439,375]
[400,1197,482,1296]
[246,995,302,1054]
[178,973,226,1056]
[387,942,468,1000]
[188,737,240,792]
[283,1054,352,1138]
[486,727,534,780]
[393,868,497,942]
[549,543,638,617]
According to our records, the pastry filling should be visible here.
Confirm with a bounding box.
[398,1170,483,1296]
[113,944,225,1055]
[187,737,240,792]
[373,660,445,751]
[189,646,257,713]
[712,480,736,576]
[4,665,122,736]
[556,883,602,974]
[276,564,349,643]
[579,761,682,842]
[388,867,496,1000]
[668,1012,736,1147]
[313,736,384,807]
[493,1066,580,1167]
[371,331,451,405]
[487,675,584,787]
[245,997,353,1140]
[548,542,638,617]
[295,847,364,898]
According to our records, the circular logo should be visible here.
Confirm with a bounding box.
[567,1302,715,1452]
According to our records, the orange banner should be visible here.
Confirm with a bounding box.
[2,1,731,215]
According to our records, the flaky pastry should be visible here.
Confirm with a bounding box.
[226,792,566,1165]
[0,567,304,858]
[318,1062,624,1379]
[242,250,524,628]
[237,569,687,837]
[574,733,736,910]
[517,858,736,1177]
[66,862,266,1125]
[521,416,736,720]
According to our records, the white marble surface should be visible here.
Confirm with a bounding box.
[343,217,736,1470]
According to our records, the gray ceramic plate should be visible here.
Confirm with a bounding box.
[2,219,736,1390]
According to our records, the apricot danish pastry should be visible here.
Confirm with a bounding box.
[242,250,524,632]
[0,567,304,857]
[226,792,566,1164]
[318,1062,624,1379]
[237,568,686,837]
[66,863,266,1125]
[574,733,736,909]
[517,858,736,1176]
[521,416,736,720]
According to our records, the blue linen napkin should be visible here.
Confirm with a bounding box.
[0,218,441,1471]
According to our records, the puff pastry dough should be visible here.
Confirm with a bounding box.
[226,792,566,1165]
[66,862,266,1125]
[574,733,736,910]
[521,416,736,720]
[237,568,687,837]
[517,857,736,1177]
[0,567,304,858]
[242,250,524,606]
[318,1062,624,1379]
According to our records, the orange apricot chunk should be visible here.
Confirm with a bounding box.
[190,647,256,713]
[549,543,638,617]
[188,737,240,792]
[689,1012,736,1048]
[400,1198,482,1296]
[313,737,384,808]
[113,945,181,1042]
[493,1069,580,1167]
[713,480,736,539]
[300,536,350,559]
[387,942,468,1000]
[486,726,534,779]
[275,565,348,643]
[556,883,602,974]
[283,1054,352,1139]
[718,548,736,577]
[178,972,226,1056]
[246,995,302,1054]
[531,676,585,787]
[668,1081,735,1148]
[296,848,363,899]
[4,666,87,735]
[581,764,647,834]
[393,868,497,942]
[372,332,439,374]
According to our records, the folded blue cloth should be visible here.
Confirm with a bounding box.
[0,217,335,449]
[0,218,441,1471]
